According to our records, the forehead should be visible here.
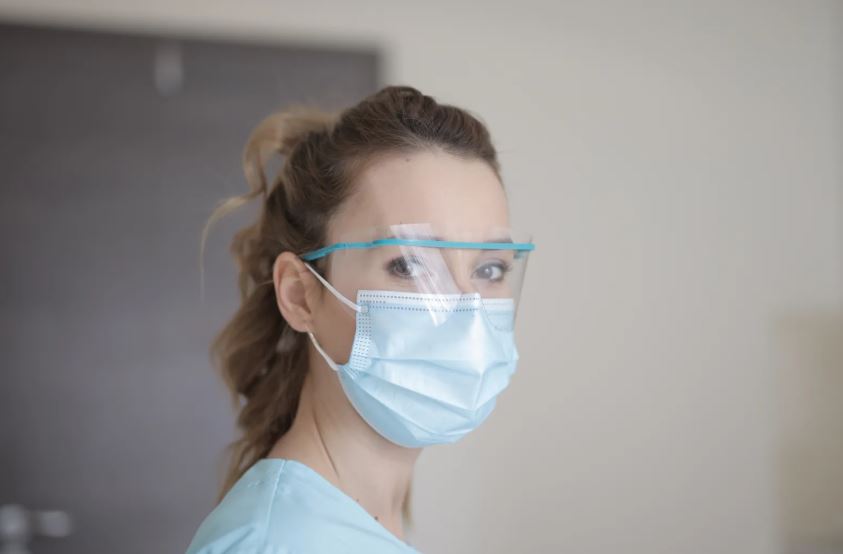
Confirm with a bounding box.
[328,148,509,241]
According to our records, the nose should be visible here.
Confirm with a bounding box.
[442,250,477,295]
[451,272,476,295]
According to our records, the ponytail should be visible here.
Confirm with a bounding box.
[199,105,338,501]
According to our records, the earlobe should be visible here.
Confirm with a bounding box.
[273,252,319,333]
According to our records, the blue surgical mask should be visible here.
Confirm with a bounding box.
[303,262,520,448]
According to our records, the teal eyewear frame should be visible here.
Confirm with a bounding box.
[300,238,535,262]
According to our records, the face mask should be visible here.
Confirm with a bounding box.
[303,262,520,448]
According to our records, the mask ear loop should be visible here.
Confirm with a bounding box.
[302,262,366,313]
[301,261,365,373]
[306,331,341,372]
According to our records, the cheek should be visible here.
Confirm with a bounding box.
[313,293,359,365]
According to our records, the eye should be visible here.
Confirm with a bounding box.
[386,255,429,280]
[472,260,511,282]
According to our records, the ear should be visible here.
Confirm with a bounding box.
[272,251,322,333]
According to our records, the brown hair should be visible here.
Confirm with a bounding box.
[199,85,501,512]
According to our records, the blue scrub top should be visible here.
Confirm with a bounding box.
[185,458,421,554]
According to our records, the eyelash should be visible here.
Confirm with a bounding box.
[473,260,513,282]
[385,255,425,279]
[384,256,513,282]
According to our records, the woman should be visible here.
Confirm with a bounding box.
[185,85,534,553]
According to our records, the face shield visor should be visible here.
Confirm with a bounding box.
[300,223,533,330]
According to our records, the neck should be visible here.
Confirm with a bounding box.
[268,370,421,540]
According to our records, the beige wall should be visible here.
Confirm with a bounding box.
[2,1,840,552]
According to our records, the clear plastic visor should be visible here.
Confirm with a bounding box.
[300,224,533,327]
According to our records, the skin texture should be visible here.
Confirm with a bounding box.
[268,147,510,541]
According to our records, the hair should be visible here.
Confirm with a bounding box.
[199,85,501,519]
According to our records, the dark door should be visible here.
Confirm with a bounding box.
[0,22,378,553]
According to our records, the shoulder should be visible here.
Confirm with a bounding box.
[184,458,420,554]
[184,459,304,554]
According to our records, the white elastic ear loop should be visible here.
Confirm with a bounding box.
[306,331,340,373]
[302,261,363,373]
[302,262,365,313]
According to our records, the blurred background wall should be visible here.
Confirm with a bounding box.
[0,1,841,553]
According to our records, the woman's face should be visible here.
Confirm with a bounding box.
[309,147,511,365]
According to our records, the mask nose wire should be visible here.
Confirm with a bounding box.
[302,261,366,313]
